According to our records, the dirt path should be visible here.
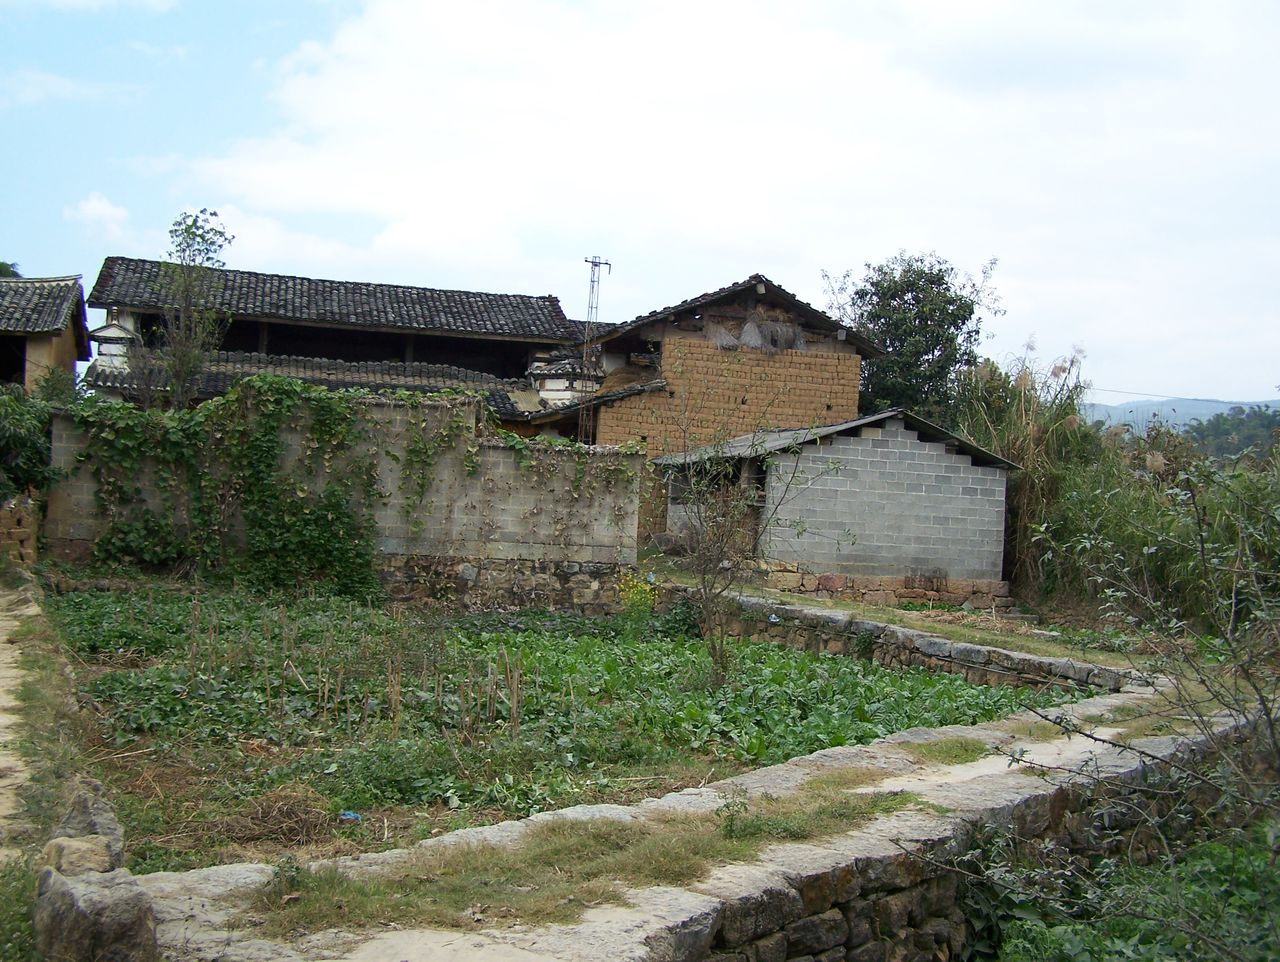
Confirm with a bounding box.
[0,586,38,860]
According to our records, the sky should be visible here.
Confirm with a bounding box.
[2,0,1278,403]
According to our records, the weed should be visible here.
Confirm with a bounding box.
[905,737,992,766]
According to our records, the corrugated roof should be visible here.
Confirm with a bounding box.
[0,275,88,337]
[652,408,1018,469]
[88,257,579,342]
[591,273,885,358]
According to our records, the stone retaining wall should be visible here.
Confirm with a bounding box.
[0,496,37,569]
[761,563,1012,611]
[710,593,1142,693]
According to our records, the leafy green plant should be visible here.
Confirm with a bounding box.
[0,385,57,500]
[0,859,36,961]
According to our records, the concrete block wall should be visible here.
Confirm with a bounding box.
[762,419,1007,581]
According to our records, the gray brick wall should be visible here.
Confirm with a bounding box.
[761,419,1007,580]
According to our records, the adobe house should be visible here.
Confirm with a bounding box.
[530,274,883,450]
[655,410,1017,607]
[83,256,580,421]
[526,274,884,537]
[0,275,90,392]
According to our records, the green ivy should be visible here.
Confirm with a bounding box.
[72,375,383,595]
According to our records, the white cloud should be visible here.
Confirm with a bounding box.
[0,0,176,9]
[186,0,1280,399]
[127,40,188,61]
[64,193,133,245]
[0,68,135,109]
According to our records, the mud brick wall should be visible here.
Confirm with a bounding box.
[762,419,1008,582]
[0,496,37,568]
[595,336,861,458]
[706,593,1142,693]
[44,400,642,569]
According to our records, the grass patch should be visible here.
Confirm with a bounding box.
[252,774,916,934]
[997,719,1073,741]
[0,859,36,961]
[905,737,992,766]
[27,575,1073,869]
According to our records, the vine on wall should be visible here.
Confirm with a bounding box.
[68,377,640,594]
[73,375,387,594]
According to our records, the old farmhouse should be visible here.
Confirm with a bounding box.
[0,275,90,393]
[78,256,1014,598]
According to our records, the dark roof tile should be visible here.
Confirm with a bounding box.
[88,257,579,342]
[0,275,87,335]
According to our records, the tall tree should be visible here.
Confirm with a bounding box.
[133,209,234,409]
[824,252,1000,424]
[0,261,20,278]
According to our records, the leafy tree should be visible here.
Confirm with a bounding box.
[824,252,1000,424]
[1183,404,1279,460]
[132,209,235,409]
[0,261,20,278]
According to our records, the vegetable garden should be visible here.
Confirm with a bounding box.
[25,575,1072,873]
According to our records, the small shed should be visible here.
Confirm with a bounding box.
[655,410,1017,596]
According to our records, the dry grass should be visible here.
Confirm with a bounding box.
[249,770,918,935]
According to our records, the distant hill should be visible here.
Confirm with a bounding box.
[1081,398,1280,430]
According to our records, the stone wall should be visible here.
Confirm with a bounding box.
[0,496,37,569]
[44,399,642,581]
[709,593,1142,693]
[763,419,1007,582]
[378,557,624,614]
[595,336,861,459]
[760,564,1011,610]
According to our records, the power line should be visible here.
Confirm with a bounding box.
[1087,386,1266,403]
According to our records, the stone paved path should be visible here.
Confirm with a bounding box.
[0,586,38,860]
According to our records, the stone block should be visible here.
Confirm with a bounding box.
[785,908,848,955]
[34,868,158,962]
[695,865,804,948]
[743,931,786,962]
[40,835,115,876]
[53,780,125,870]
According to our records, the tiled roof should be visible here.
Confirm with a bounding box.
[83,352,538,419]
[88,257,580,342]
[529,357,597,377]
[0,275,87,335]
[592,273,884,358]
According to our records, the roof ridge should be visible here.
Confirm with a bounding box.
[98,255,561,305]
[0,275,83,284]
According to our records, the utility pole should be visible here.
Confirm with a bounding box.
[579,256,611,442]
